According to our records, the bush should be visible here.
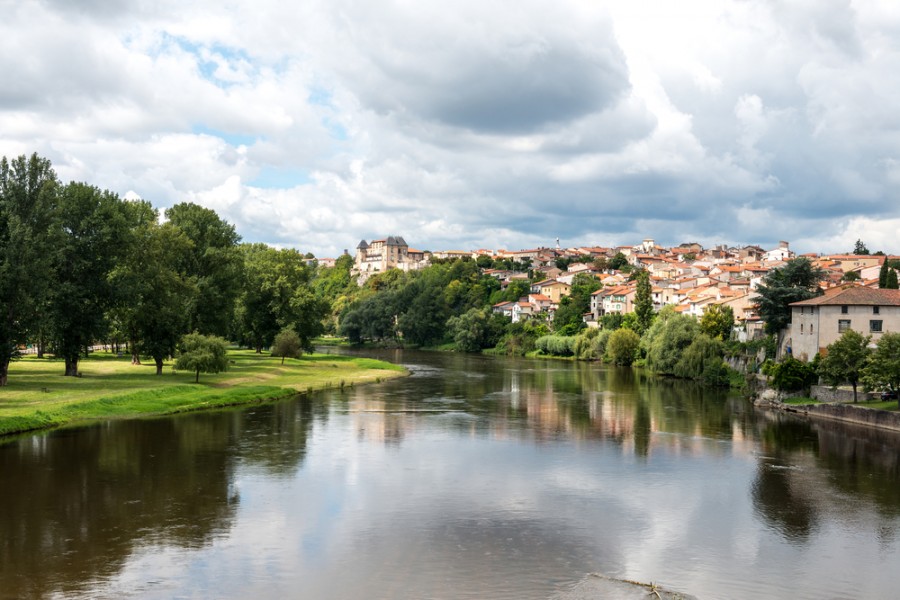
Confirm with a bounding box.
[535,335,576,357]
[674,334,723,380]
[770,357,817,392]
[607,328,640,366]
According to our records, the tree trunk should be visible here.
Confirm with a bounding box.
[256,345,263,354]
[195,368,200,383]
[36,338,44,359]
[64,356,79,377]
[281,355,285,365]
[155,357,164,375]
[0,357,8,386]
[852,381,858,403]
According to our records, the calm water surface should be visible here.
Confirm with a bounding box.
[2,349,899,599]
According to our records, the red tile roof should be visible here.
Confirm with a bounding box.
[790,286,900,307]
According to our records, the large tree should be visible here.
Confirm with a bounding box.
[32,183,125,375]
[818,329,871,403]
[862,332,900,407]
[0,154,59,385]
[110,213,197,374]
[48,182,131,376]
[642,307,700,375]
[236,244,317,352]
[755,257,826,335]
[165,203,243,337]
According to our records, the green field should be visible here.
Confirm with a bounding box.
[0,350,406,437]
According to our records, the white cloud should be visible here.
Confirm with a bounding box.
[2,0,900,257]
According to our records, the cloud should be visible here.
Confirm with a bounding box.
[2,0,900,258]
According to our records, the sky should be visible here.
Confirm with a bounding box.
[2,0,900,258]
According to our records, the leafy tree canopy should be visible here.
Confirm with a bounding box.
[175,332,229,383]
[755,258,826,335]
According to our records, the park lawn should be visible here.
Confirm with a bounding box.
[0,350,406,437]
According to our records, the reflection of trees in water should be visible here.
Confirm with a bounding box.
[236,396,322,474]
[633,399,651,458]
[751,414,900,544]
[0,397,319,597]
[815,421,900,513]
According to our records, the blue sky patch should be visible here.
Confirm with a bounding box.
[191,124,258,147]
[250,165,311,189]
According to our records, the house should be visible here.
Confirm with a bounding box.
[591,284,636,318]
[763,241,793,262]
[532,280,571,303]
[787,287,900,361]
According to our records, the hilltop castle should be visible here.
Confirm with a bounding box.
[353,236,428,283]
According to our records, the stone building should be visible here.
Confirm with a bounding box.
[788,286,900,361]
[353,236,428,283]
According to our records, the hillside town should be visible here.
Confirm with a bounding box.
[344,235,900,361]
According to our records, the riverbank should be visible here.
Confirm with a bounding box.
[0,350,407,437]
[753,384,900,432]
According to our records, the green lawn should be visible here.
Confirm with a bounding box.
[0,350,406,437]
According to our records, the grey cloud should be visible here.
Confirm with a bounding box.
[324,1,630,134]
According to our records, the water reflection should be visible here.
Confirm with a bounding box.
[0,350,899,599]
[0,398,317,598]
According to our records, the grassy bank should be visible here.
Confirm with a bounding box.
[0,350,406,437]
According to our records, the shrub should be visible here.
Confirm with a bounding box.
[607,328,641,366]
[770,357,817,392]
[535,335,576,357]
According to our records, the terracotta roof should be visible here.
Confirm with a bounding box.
[790,287,900,307]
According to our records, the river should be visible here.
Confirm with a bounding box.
[1,349,899,599]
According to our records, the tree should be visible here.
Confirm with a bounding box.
[862,332,900,407]
[674,334,725,381]
[608,252,628,271]
[700,304,735,341]
[842,271,861,282]
[48,182,130,377]
[446,307,504,353]
[879,259,890,288]
[236,244,317,353]
[165,203,243,337]
[553,273,601,333]
[607,328,640,366]
[818,329,871,403]
[271,328,303,364]
[110,217,197,374]
[340,291,399,343]
[886,268,899,290]
[770,357,817,392]
[633,270,654,335]
[175,332,229,383]
[642,308,700,375]
[0,154,59,385]
[755,258,826,335]
[853,239,870,255]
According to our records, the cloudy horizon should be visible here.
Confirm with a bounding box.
[3,0,900,258]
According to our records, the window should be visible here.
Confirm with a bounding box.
[838,319,851,333]
[841,305,849,314]
[874,306,880,314]
[800,323,804,333]
[870,320,883,333]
